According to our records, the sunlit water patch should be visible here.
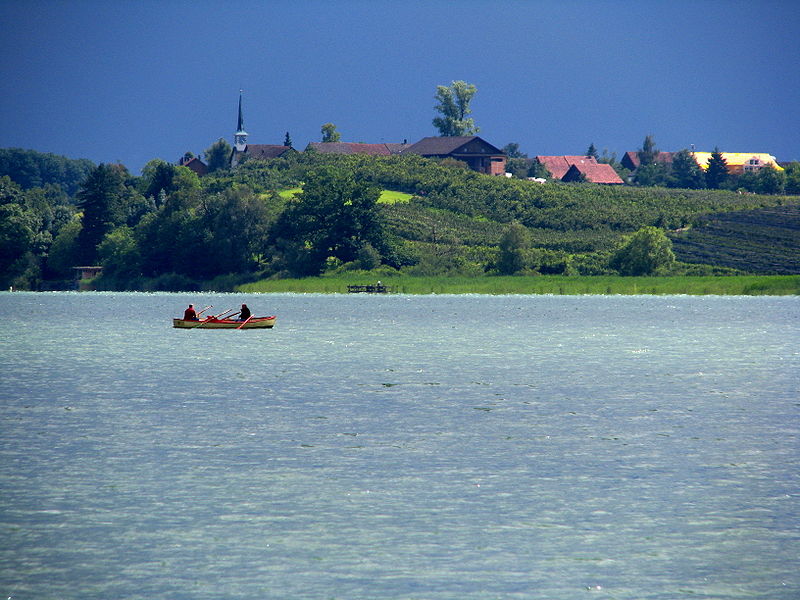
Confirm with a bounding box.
[1,292,798,599]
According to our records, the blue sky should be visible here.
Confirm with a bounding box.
[2,0,798,175]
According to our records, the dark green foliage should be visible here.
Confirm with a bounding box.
[784,162,800,195]
[528,160,551,179]
[497,222,529,274]
[586,143,599,160]
[505,157,532,179]
[669,149,705,189]
[635,163,669,187]
[10,148,798,289]
[637,135,658,166]
[284,132,293,148]
[76,164,129,264]
[754,166,785,195]
[671,205,800,274]
[204,138,232,173]
[609,226,675,275]
[140,159,179,204]
[0,148,95,196]
[269,165,383,276]
[0,202,38,286]
[502,143,526,159]
[705,147,728,189]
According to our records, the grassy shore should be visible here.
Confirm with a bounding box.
[237,274,800,295]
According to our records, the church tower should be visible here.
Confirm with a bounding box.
[234,90,248,151]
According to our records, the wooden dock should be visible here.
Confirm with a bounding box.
[347,284,393,294]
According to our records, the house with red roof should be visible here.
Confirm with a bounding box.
[561,162,624,185]
[534,156,599,180]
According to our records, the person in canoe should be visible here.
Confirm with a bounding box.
[183,304,199,321]
[238,303,251,321]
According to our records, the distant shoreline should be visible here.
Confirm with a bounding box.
[237,275,800,296]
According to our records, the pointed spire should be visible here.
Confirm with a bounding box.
[234,89,248,151]
[236,89,245,134]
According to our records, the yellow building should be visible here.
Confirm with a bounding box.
[692,152,783,175]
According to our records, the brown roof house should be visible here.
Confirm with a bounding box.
[402,136,507,175]
[305,142,410,156]
[231,144,295,167]
[534,156,600,180]
[561,162,624,185]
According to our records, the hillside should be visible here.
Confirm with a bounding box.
[3,148,800,291]
[671,204,800,274]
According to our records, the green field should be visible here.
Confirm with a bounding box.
[238,274,800,295]
[276,187,411,203]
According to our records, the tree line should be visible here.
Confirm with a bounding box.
[2,147,798,291]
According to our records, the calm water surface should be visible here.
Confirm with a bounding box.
[0,292,798,600]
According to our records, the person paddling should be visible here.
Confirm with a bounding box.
[183,304,198,321]
[239,303,251,321]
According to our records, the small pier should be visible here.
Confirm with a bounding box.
[347,284,393,294]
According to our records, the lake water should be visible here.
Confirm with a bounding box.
[0,291,798,600]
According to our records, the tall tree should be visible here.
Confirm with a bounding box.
[432,80,479,136]
[783,162,800,195]
[586,143,599,160]
[204,138,232,172]
[320,123,341,143]
[0,202,37,286]
[284,131,293,148]
[754,165,785,195]
[705,147,728,189]
[669,149,704,189]
[502,143,526,159]
[270,165,383,276]
[76,164,127,264]
[637,135,659,166]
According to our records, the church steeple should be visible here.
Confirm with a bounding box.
[234,90,248,151]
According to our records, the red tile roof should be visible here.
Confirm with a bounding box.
[562,162,624,184]
[535,155,598,180]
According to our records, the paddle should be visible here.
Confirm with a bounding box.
[236,314,254,330]
[196,305,212,316]
[191,308,232,328]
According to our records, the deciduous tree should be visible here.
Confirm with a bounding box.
[784,162,800,195]
[320,123,341,143]
[609,226,675,276]
[269,165,383,276]
[754,165,785,195]
[497,222,529,274]
[432,80,479,137]
[502,143,526,159]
